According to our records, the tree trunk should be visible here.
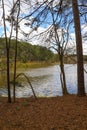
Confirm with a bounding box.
[59,53,68,95]
[72,0,85,96]
[7,46,11,103]
[2,0,11,103]
[13,0,20,102]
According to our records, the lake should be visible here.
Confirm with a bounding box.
[0,64,87,97]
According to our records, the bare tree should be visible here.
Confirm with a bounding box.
[1,0,37,102]
[53,26,69,95]
[1,0,86,100]
[28,0,72,95]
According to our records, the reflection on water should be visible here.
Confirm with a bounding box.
[0,64,87,97]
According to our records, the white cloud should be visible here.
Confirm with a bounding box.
[27,26,46,44]
[0,0,47,43]
[0,0,87,55]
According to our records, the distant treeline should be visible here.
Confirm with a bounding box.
[0,38,59,63]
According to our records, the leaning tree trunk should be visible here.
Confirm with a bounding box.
[72,0,85,96]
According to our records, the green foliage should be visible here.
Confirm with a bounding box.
[0,38,55,63]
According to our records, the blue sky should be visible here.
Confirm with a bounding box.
[0,0,87,54]
[0,27,4,37]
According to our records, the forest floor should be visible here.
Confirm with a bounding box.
[0,95,87,130]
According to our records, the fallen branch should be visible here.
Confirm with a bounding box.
[16,73,37,99]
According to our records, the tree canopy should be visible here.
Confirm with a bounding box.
[0,38,55,63]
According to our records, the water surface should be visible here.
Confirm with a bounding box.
[0,64,87,97]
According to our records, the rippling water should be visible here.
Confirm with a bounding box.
[0,64,87,97]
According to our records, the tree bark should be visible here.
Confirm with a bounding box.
[72,0,85,96]
[59,53,68,95]
[2,0,11,103]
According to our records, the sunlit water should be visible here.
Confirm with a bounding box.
[0,64,87,97]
